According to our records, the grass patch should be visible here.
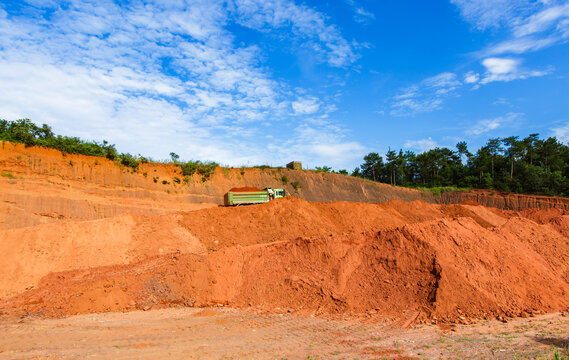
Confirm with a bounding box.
[1,171,16,179]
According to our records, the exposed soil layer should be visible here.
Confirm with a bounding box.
[0,142,431,229]
[2,197,569,324]
[438,190,569,211]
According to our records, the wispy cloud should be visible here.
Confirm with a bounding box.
[466,112,524,136]
[267,122,366,169]
[344,0,376,24]
[478,57,552,84]
[452,1,569,57]
[232,0,357,67]
[0,0,362,168]
[390,72,460,116]
[292,97,320,115]
[552,122,569,144]
[404,137,439,153]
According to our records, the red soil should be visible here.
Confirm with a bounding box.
[2,197,568,324]
[228,186,263,192]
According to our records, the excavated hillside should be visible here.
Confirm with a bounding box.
[0,142,431,230]
[439,190,569,211]
[1,142,569,325]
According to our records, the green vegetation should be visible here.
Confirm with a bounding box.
[554,347,569,360]
[291,180,300,191]
[416,186,471,196]
[0,119,219,179]
[355,135,569,196]
[180,160,218,179]
[315,166,332,173]
[281,174,289,184]
[1,171,15,179]
[0,119,142,170]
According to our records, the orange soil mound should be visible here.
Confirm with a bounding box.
[228,186,263,192]
[1,197,569,323]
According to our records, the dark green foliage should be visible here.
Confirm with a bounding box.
[0,119,137,169]
[357,134,569,196]
[315,166,332,173]
[118,153,139,170]
[281,174,289,184]
[173,176,181,184]
[180,160,218,179]
[338,169,348,175]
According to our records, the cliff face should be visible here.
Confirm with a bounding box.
[437,190,569,211]
[0,142,433,229]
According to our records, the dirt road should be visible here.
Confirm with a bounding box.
[1,307,568,360]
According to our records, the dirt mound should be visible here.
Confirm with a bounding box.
[2,200,569,323]
[228,186,263,192]
[4,215,569,323]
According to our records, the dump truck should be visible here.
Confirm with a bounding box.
[224,187,286,206]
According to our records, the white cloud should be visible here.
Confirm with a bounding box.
[464,71,480,84]
[267,122,366,169]
[514,3,569,37]
[353,7,376,24]
[481,57,519,74]
[552,122,569,144]
[450,0,545,31]
[292,97,320,115]
[344,0,375,24]
[0,0,363,166]
[231,0,357,67]
[390,73,460,116]
[479,57,552,84]
[404,138,439,153]
[453,1,569,57]
[466,112,524,136]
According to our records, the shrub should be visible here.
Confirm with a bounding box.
[315,166,332,173]
[118,153,139,170]
[1,171,15,179]
[173,176,181,184]
[180,160,218,179]
[281,174,289,184]
[291,180,300,191]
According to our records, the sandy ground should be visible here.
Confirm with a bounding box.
[1,307,568,360]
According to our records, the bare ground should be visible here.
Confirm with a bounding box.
[1,307,568,360]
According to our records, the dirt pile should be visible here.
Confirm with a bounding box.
[2,197,569,323]
[228,186,263,192]
[0,197,441,297]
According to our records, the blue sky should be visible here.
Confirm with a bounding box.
[1,0,568,170]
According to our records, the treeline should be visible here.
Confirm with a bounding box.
[353,135,569,196]
[0,119,218,178]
